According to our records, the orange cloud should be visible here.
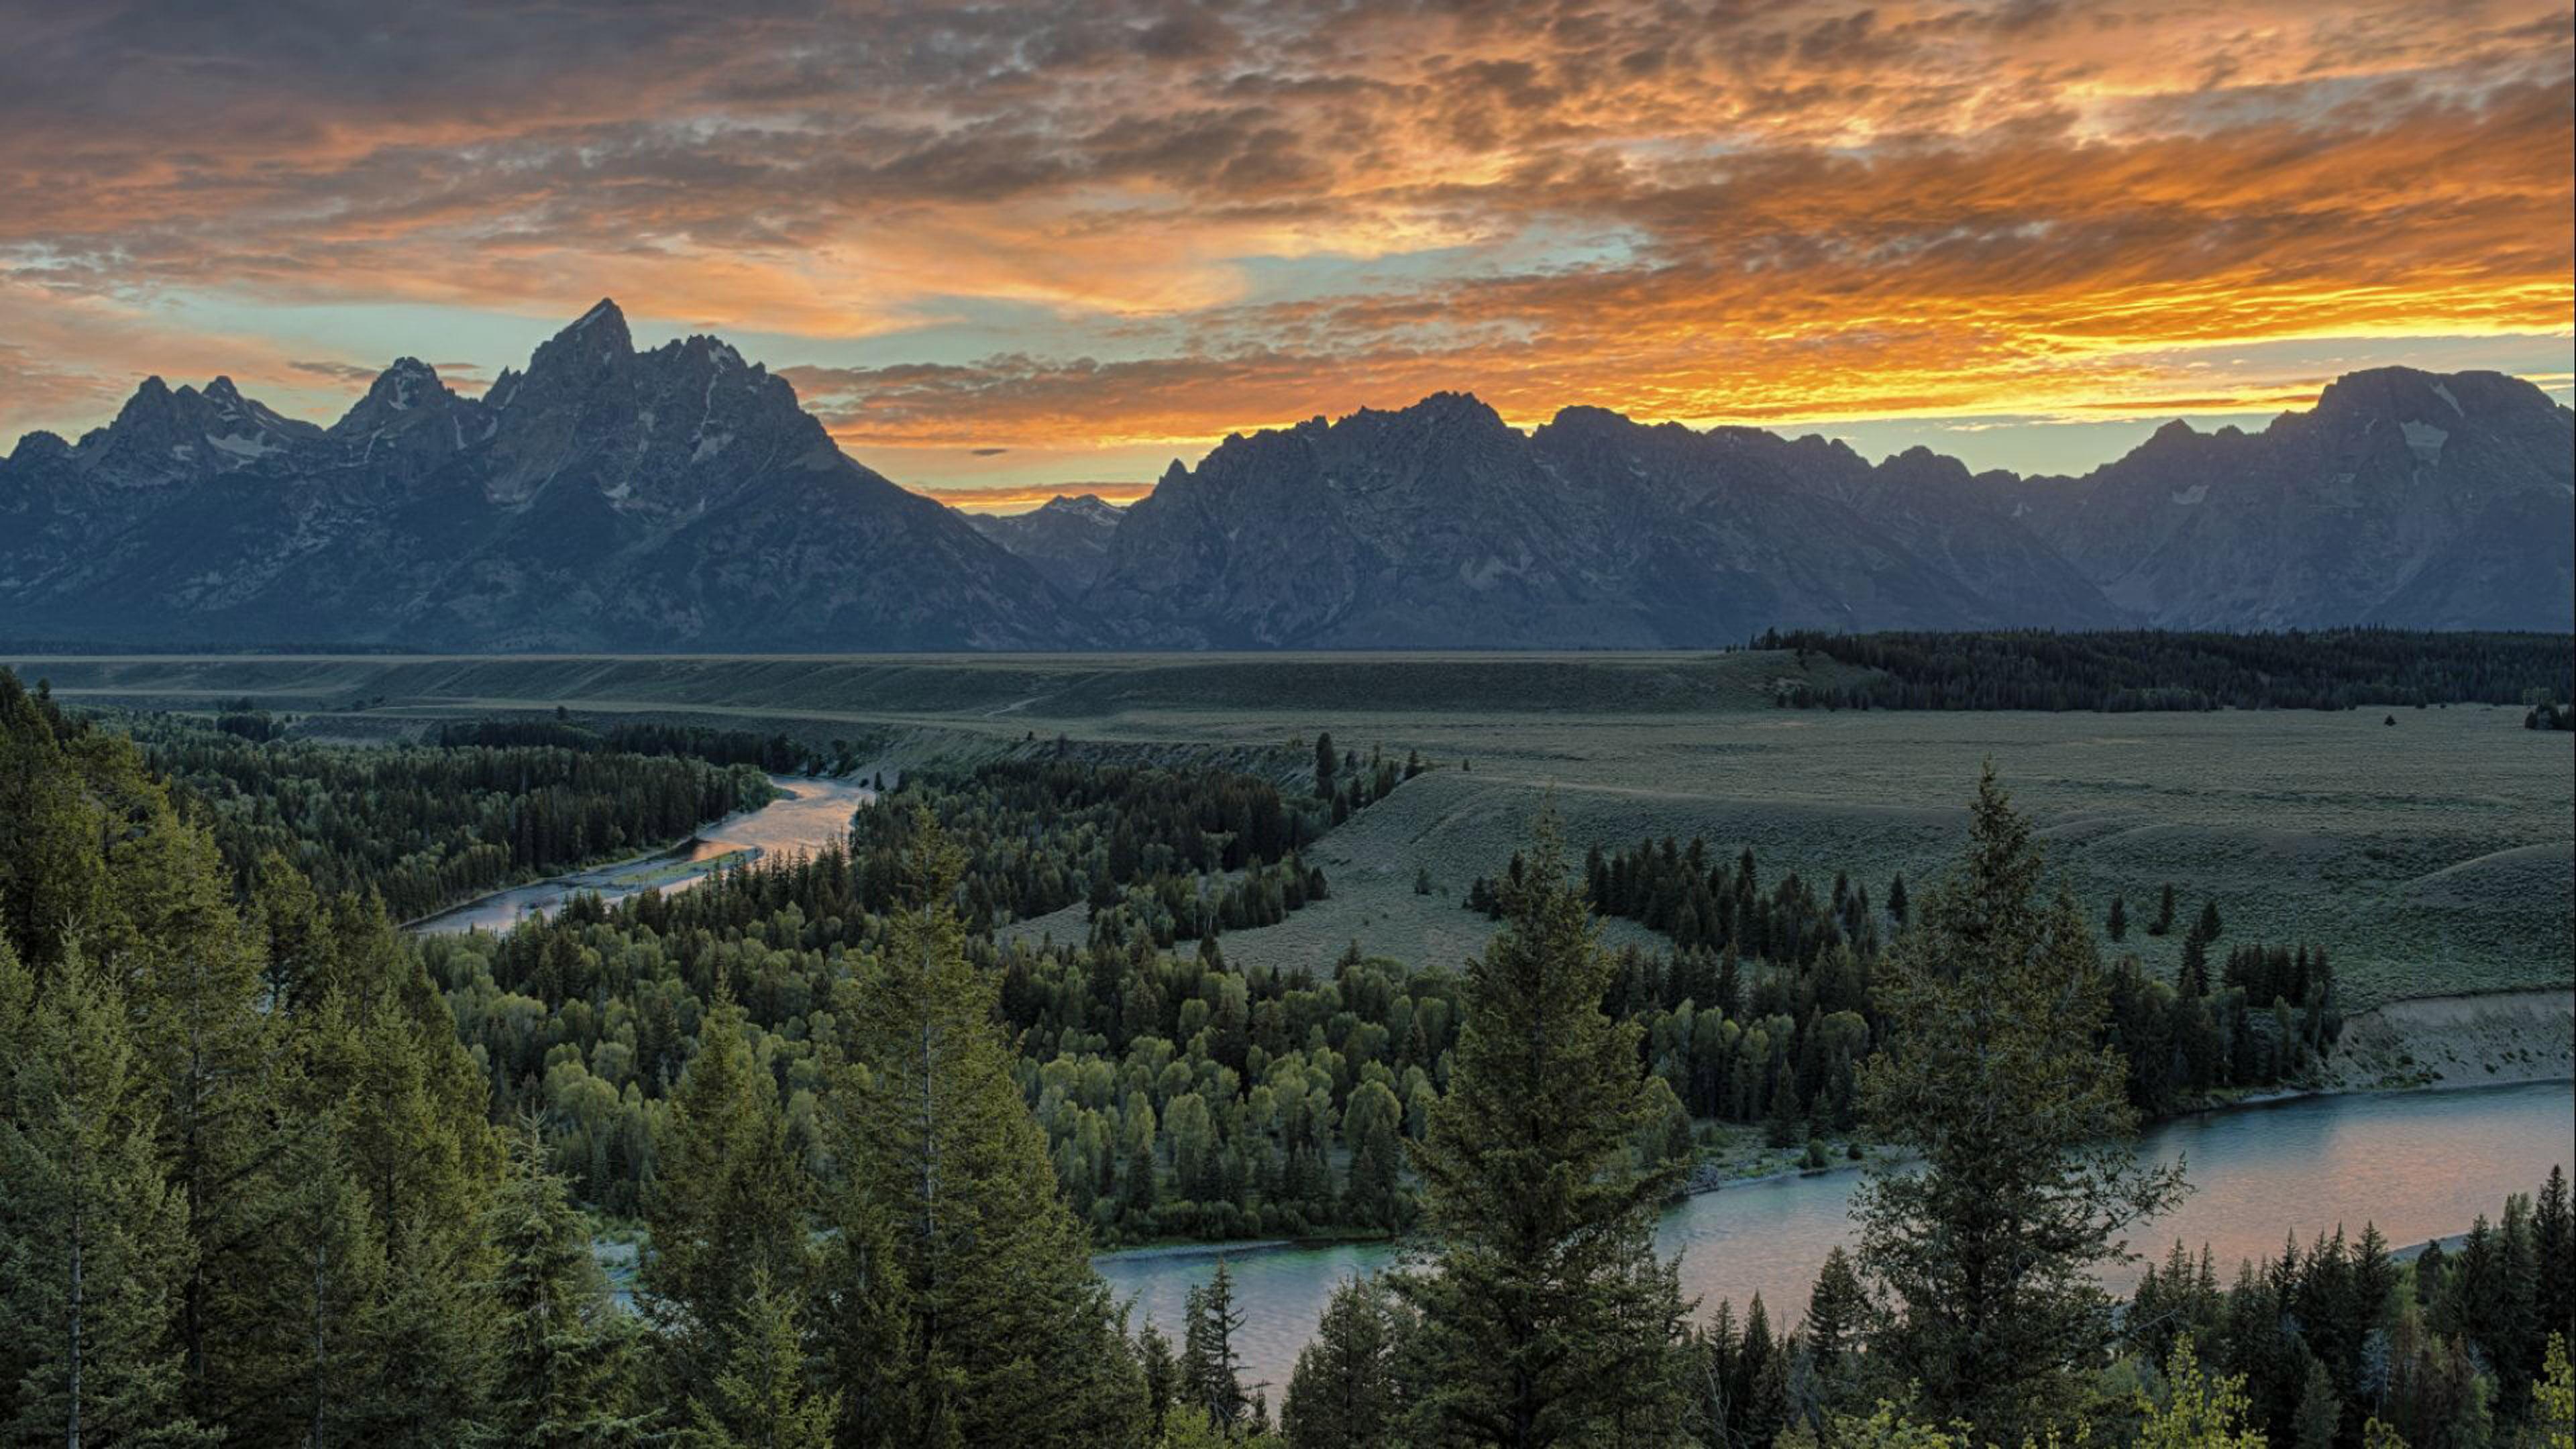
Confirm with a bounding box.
[0,0,2566,468]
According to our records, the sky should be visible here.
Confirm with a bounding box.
[1,0,2569,511]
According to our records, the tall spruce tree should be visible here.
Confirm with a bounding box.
[644,981,810,1399]
[108,807,289,1439]
[823,809,1144,1448]
[257,1120,383,1449]
[684,1269,837,1449]
[2537,1167,2573,1343]
[1181,1263,1250,1432]
[1800,1246,1872,1424]
[1395,811,1690,1448]
[1282,1275,1403,1449]
[0,944,203,1448]
[1853,766,2188,1444]
[487,1118,643,1448]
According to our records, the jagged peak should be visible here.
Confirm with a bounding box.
[1385,389,1505,429]
[678,333,747,368]
[123,374,174,407]
[566,297,627,335]
[7,429,70,464]
[331,357,458,434]
[527,299,635,375]
[103,375,192,432]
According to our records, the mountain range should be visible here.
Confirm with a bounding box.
[3,301,2567,650]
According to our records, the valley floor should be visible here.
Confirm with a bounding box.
[20,650,2571,1010]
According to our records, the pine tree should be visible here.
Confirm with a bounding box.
[2538,1167,2573,1342]
[258,1120,384,1449]
[824,809,1144,1448]
[685,1268,837,1449]
[0,944,204,1448]
[2107,894,2129,942]
[2179,926,2210,1000]
[348,1210,496,1447]
[2151,883,2178,936]
[487,1118,642,1448]
[1853,767,2188,1446]
[644,982,810,1393]
[113,810,288,1438]
[1802,1246,1870,1417]
[1282,1275,1402,1449]
[1181,1263,1249,1431]
[1139,1321,1181,1444]
[1395,811,1690,1448]
[1312,734,1337,802]
[2289,1358,2339,1449]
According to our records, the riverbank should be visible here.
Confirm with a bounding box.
[407,773,875,934]
[2316,988,2574,1091]
[399,839,762,932]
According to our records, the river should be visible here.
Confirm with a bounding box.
[407,775,877,934]
[1095,1079,2576,1398]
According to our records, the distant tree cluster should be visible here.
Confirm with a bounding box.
[121,711,775,920]
[856,752,1400,932]
[1083,855,1332,952]
[1758,627,2575,712]
[1309,731,1424,824]
[432,714,833,773]
[1474,836,2333,1130]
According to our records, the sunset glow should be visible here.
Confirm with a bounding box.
[3,0,2569,503]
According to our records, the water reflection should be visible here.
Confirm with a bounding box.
[1096,1080,2575,1397]
[408,775,876,934]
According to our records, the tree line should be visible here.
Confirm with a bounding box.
[1755,628,2575,712]
[848,745,1424,941]
[1477,833,2344,1130]
[431,713,852,775]
[121,709,776,921]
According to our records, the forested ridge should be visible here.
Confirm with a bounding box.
[119,708,777,921]
[1760,628,2575,712]
[430,716,853,775]
[3,665,2568,1448]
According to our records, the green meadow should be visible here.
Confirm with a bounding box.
[21,650,2570,1009]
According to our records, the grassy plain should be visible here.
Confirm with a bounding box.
[18,651,2570,1009]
